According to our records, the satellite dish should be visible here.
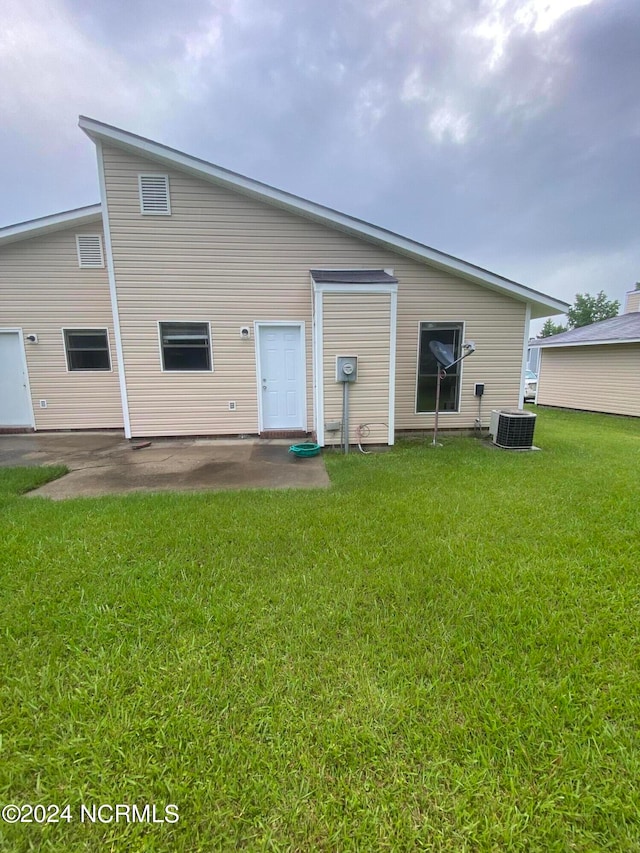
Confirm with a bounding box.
[429,338,477,447]
[429,340,455,368]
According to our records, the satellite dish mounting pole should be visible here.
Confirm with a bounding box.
[432,366,446,447]
[428,339,476,448]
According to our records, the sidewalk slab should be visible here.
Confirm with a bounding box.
[0,433,329,499]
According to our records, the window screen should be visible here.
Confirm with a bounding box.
[64,329,111,371]
[160,322,212,371]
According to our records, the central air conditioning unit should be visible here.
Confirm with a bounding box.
[489,409,537,449]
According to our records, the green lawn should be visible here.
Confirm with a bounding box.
[1,409,639,852]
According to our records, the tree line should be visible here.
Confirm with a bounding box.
[538,289,626,338]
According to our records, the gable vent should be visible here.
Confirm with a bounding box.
[139,174,171,215]
[76,234,104,268]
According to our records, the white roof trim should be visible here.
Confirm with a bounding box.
[0,205,102,247]
[78,116,568,319]
[312,281,398,295]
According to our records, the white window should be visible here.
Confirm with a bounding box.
[159,322,212,371]
[64,329,111,371]
[76,234,104,268]
[138,175,171,215]
[416,322,464,413]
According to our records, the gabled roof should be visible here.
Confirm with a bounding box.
[0,204,102,247]
[78,115,568,319]
[532,312,640,347]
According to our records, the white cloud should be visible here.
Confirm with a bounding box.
[0,0,233,149]
[428,104,470,144]
[518,0,595,33]
[470,0,595,75]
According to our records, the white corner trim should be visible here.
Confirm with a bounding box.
[519,303,532,408]
[314,289,325,446]
[388,289,397,445]
[96,140,132,438]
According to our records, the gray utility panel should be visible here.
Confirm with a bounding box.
[336,355,358,383]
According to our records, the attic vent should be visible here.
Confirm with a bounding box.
[76,234,104,268]
[139,174,171,215]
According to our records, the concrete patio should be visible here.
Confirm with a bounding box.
[0,432,330,499]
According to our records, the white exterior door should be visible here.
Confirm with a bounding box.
[258,325,304,430]
[0,331,34,427]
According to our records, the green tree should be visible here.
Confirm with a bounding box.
[566,291,620,329]
[538,319,567,338]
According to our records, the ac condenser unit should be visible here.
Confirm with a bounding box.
[489,409,537,449]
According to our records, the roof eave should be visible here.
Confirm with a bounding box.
[78,116,567,317]
[537,338,640,348]
[0,204,102,247]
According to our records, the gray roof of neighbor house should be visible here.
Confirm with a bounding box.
[531,312,640,347]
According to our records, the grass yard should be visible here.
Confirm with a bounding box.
[1,408,639,851]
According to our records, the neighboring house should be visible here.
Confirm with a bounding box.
[531,290,640,417]
[526,338,541,375]
[0,116,568,444]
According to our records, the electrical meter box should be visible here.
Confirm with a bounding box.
[336,355,358,382]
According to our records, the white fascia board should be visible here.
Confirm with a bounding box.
[0,205,102,247]
[78,116,568,317]
[312,281,398,295]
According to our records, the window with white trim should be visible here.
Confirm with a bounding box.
[416,322,463,413]
[76,234,104,268]
[159,322,212,371]
[139,174,171,215]
[64,329,111,371]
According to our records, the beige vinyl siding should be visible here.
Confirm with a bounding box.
[101,144,527,437]
[538,344,640,417]
[395,280,525,429]
[322,292,390,445]
[0,223,122,430]
[624,292,640,313]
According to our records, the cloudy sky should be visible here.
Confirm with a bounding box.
[2,0,639,329]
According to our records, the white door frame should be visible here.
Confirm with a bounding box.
[254,321,307,432]
[0,328,36,428]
